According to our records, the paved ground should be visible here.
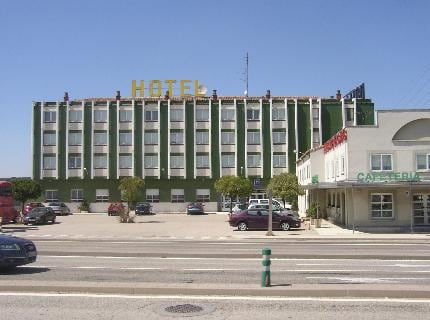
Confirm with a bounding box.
[2,212,429,240]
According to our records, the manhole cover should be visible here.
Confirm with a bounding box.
[158,303,216,317]
[165,304,203,314]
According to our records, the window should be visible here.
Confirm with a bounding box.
[68,154,81,169]
[170,131,184,145]
[221,131,235,145]
[272,131,286,144]
[170,155,184,169]
[171,189,184,203]
[312,108,319,120]
[144,155,158,169]
[273,154,286,168]
[196,109,209,121]
[43,155,56,170]
[222,154,235,168]
[272,108,285,121]
[69,131,82,146]
[196,154,209,168]
[196,131,209,145]
[416,154,430,171]
[69,110,82,122]
[170,109,184,122]
[119,132,132,146]
[70,189,83,202]
[43,132,56,146]
[44,111,56,123]
[341,156,345,175]
[94,110,107,123]
[371,154,392,171]
[247,109,260,121]
[96,189,109,202]
[346,108,354,122]
[247,154,261,167]
[119,110,132,122]
[371,193,394,219]
[94,154,107,169]
[145,110,158,122]
[94,131,107,146]
[45,190,58,202]
[247,131,260,145]
[196,189,210,202]
[144,131,158,145]
[313,132,320,144]
[119,155,132,169]
[146,189,160,203]
[221,109,235,121]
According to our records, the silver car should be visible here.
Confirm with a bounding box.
[47,202,70,216]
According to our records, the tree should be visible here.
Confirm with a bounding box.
[118,177,145,217]
[11,179,42,222]
[267,172,304,208]
[214,176,253,213]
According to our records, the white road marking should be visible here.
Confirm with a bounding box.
[1,292,430,303]
[306,276,430,283]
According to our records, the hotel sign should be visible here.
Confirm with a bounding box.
[357,172,421,182]
[131,80,205,98]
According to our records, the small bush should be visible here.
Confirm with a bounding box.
[117,209,135,223]
[78,199,90,212]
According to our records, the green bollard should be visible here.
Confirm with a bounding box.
[261,248,271,287]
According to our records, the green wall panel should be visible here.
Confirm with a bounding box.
[210,101,220,178]
[58,103,67,180]
[33,104,41,179]
[297,102,311,155]
[185,101,194,179]
[83,103,92,178]
[109,103,117,179]
[287,102,296,173]
[356,102,375,125]
[262,101,271,178]
[236,100,245,176]
[159,102,168,179]
[321,101,342,143]
[134,102,143,177]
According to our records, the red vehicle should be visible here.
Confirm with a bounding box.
[0,181,18,224]
[108,202,125,216]
[23,202,45,216]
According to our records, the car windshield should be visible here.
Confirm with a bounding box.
[48,203,60,206]
[29,208,46,216]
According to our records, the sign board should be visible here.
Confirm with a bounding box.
[132,80,205,98]
[253,178,263,189]
[357,172,421,182]
[311,175,319,184]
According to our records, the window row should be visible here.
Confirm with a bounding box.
[44,130,288,147]
[371,153,430,172]
[43,153,288,170]
[45,189,211,204]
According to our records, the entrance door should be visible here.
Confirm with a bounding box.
[412,194,430,225]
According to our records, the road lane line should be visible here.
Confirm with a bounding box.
[1,292,429,303]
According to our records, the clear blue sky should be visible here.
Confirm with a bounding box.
[1,0,429,177]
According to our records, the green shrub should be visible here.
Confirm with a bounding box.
[78,199,90,212]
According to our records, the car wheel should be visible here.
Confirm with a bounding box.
[237,222,247,231]
[280,222,290,231]
[51,218,56,224]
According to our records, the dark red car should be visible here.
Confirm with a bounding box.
[108,202,125,216]
[23,202,45,216]
[228,208,301,231]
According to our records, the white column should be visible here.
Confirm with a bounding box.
[116,100,120,179]
[259,99,263,178]
[132,99,135,176]
[91,101,95,179]
[284,98,288,173]
[142,100,145,178]
[31,103,35,180]
[353,98,357,126]
[318,98,322,146]
[158,100,162,179]
[81,101,85,179]
[269,98,273,178]
[243,99,248,177]
[341,98,346,128]
[294,99,298,161]
[167,100,171,179]
[40,101,44,180]
[218,99,223,177]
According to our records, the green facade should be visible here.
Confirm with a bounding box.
[236,100,246,176]
[134,101,143,177]
[321,100,343,143]
[210,101,220,179]
[185,101,194,179]
[33,103,41,180]
[262,101,271,178]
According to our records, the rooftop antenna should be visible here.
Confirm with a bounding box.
[243,52,249,97]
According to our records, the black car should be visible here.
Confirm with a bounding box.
[23,207,56,225]
[186,202,205,215]
[135,202,153,215]
[0,234,37,268]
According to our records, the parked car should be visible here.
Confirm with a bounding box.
[135,202,153,215]
[186,202,205,215]
[248,199,291,210]
[0,234,37,268]
[108,202,126,216]
[47,202,70,216]
[232,203,248,213]
[23,202,45,216]
[23,207,56,225]
[228,208,301,231]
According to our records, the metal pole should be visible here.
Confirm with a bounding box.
[266,189,273,236]
[261,248,271,287]
[352,185,355,234]
[410,181,413,234]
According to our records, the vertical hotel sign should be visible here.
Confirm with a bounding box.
[131,80,205,98]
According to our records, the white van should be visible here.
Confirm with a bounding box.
[248,199,292,210]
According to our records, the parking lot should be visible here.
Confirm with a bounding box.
[1,212,311,240]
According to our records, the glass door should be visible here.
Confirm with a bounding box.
[413,194,430,225]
